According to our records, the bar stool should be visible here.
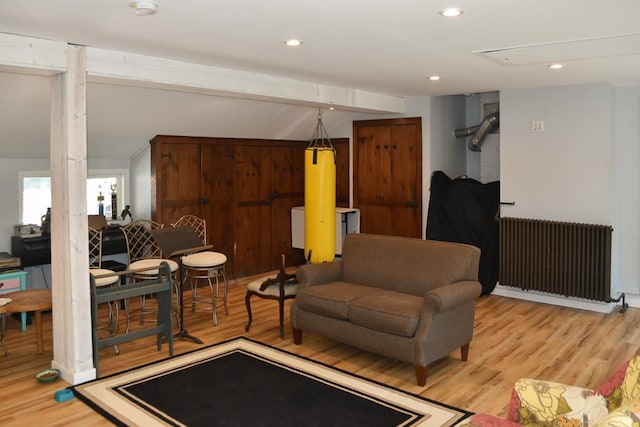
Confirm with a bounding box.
[121,220,179,328]
[172,215,229,326]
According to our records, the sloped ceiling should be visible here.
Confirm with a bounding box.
[1,0,639,158]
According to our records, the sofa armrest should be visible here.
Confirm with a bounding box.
[508,378,607,425]
[424,281,482,312]
[296,260,343,287]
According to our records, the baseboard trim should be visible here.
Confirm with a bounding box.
[491,284,622,313]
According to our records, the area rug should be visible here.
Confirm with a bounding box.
[72,337,471,426]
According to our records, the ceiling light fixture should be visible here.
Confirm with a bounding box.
[548,63,564,69]
[439,8,463,17]
[429,75,441,81]
[285,39,303,47]
[130,0,158,16]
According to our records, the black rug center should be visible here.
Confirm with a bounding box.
[119,351,420,426]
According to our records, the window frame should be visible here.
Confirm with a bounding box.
[19,168,129,225]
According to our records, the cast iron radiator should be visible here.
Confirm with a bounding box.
[499,217,613,302]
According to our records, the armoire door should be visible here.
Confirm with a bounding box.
[353,117,422,238]
[151,138,203,226]
[200,143,236,276]
[271,144,305,268]
[234,144,274,277]
[152,135,341,279]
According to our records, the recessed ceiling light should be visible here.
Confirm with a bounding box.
[548,63,564,69]
[284,39,303,47]
[429,75,441,81]
[130,0,158,16]
[439,8,463,17]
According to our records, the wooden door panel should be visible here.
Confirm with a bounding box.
[353,117,422,238]
[271,145,305,267]
[151,141,202,226]
[201,143,236,276]
[234,205,272,276]
[234,145,273,276]
[390,124,419,203]
[152,136,338,279]
[356,126,391,203]
[333,138,350,207]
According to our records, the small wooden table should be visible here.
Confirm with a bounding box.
[0,289,52,355]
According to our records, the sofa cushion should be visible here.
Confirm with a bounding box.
[295,282,379,320]
[349,290,423,337]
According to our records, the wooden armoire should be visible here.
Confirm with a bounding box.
[150,135,349,279]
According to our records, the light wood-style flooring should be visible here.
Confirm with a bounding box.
[0,272,638,426]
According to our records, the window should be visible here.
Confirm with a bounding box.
[19,170,128,225]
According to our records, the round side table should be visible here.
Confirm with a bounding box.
[0,289,52,355]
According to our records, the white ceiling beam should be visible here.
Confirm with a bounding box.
[0,33,67,75]
[86,47,405,114]
[0,33,405,113]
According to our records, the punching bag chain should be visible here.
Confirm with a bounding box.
[309,109,334,149]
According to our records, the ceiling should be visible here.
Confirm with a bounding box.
[1,0,639,158]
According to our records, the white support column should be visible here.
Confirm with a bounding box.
[49,44,95,384]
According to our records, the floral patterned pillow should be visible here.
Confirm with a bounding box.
[508,378,608,426]
[506,356,640,426]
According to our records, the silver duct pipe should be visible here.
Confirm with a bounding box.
[454,111,499,152]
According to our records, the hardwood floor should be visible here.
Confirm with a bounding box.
[0,272,638,426]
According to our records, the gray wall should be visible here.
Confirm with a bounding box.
[500,82,640,300]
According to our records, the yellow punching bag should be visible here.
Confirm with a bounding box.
[304,111,336,264]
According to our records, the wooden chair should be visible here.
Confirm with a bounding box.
[244,254,298,339]
[172,215,229,326]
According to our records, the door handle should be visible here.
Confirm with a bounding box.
[200,198,211,205]
[406,200,418,208]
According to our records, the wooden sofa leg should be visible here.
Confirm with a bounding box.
[415,365,427,386]
[292,327,303,345]
[461,343,470,361]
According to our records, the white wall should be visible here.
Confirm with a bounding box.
[130,146,152,221]
[429,95,467,179]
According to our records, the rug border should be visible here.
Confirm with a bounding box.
[71,337,473,426]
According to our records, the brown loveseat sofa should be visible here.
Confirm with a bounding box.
[291,233,482,386]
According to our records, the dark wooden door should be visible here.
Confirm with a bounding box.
[271,144,305,268]
[353,117,422,238]
[151,137,202,227]
[333,138,350,207]
[234,144,274,277]
[200,143,236,276]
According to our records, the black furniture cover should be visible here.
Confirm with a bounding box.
[426,171,500,295]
